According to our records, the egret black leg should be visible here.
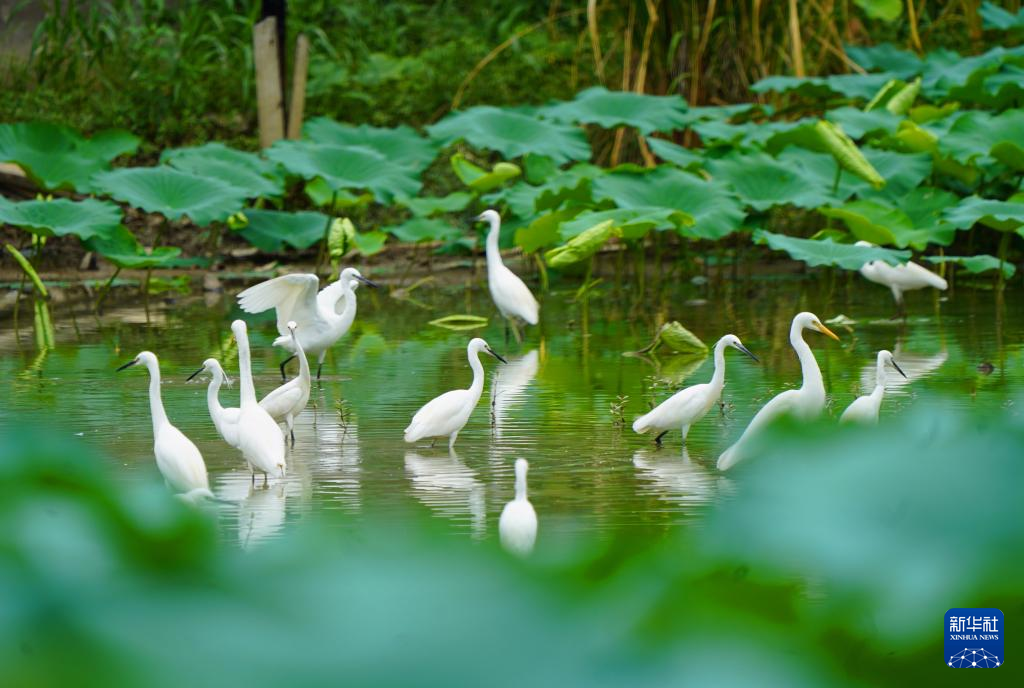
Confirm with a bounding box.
[279,355,296,381]
[316,362,323,380]
[290,429,296,447]
[504,322,510,344]
[655,430,669,447]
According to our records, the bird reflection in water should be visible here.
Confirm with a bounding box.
[404,451,486,539]
[490,349,539,439]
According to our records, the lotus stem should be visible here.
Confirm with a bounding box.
[94,266,122,313]
[5,243,48,299]
[996,230,1011,292]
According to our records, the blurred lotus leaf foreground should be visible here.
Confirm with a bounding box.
[1,402,1020,687]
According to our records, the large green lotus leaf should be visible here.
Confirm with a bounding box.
[925,254,1016,278]
[399,192,473,217]
[855,149,932,202]
[160,143,285,198]
[819,194,954,249]
[0,196,121,240]
[450,153,521,191]
[819,201,908,246]
[845,43,924,78]
[920,45,1024,99]
[383,217,461,243]
[943,196,1024,232]
[266,140,421,202]
[754,229,910,269]
[522,154,558,184]
[775,148,862,203]
[304,118,439,172]
[84,225,181,268]
[557,207,694,241]
[750,73,895,101]
[825,107,901,139]
[945,64,1024,110]
[235,209,329,252]
[427,106,591,164]
[304,178,374,209]
[645,138,705,169]
[0,122,139,192]
[91,167,249,225]
[351,230,388,257]
[514,207,582,253]
[539,86,688,134]
[708,153,830,211]
[593,166,745,240]
[485,164,601,218]
[853,0,902,21]
[980,1,1024,31]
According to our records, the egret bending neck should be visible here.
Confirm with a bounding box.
[207,368,226,416]
[709,340,728,389]
[485,217,502,268]
[468,347,485,399]
[791,323,824,396]
[143,359,169,434]
[514,470,527,501]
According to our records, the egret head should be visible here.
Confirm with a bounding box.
[720,334,759,362]
[474,209,501,226]
[470,337,508,364]
[340,266,379,289]
[187,357,221,381]
[230,319,248,340]
[795,312,840,341]
[116,350,157,372]
[879,349,907,378]
[287,320,298,333]
[514,458,529,480]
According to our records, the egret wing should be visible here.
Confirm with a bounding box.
[492,266,539,325]
[155,427,209,493]
[902,261,948,290]
[237,274,321,336]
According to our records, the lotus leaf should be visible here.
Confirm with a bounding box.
[539,86,688,134]
[427,106,591,164]
[753,229,910,269]
[0,196,122,241]
[91,167,250,225]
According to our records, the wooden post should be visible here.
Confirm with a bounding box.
[253,17,285,148]
[287,34,310,140]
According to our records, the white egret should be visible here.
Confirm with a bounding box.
[840,350,907,424]
[258,321,311,447]
[717,313,840,471]
[499,458,537,556]
[231,319,287,484]
[117,351,213,500]
[236,266,378,379]
[855,241,947,312]
[477,210,539,342]
[187,358,240,448]
[404,337,507,450]
[633,334,758,446]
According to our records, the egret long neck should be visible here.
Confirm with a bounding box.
[468,347,485,400]
[514,467,527,501]
[294,329,311,383]
[237,332,258,407]
[337,281,357,327]
[207,368,226,417]
[872,356,887,396]
[709,340,727,390]
[791,322,824,397]
[144,359,169,434]
[485,217,502,271]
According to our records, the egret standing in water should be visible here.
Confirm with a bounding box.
[404,337,507,450]
[187,358,240,448]
[499,458,537,556]
[259,321,311,446]
[477,210,539,342]
[840,349,907,424]
[117,351,213,500]
[633,334,758,446]
[855,241,947,313]
[231,320,287,484]
[236,266,378,380]
[717,313,840,471]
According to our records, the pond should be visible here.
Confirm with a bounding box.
[1,268,1020,549]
